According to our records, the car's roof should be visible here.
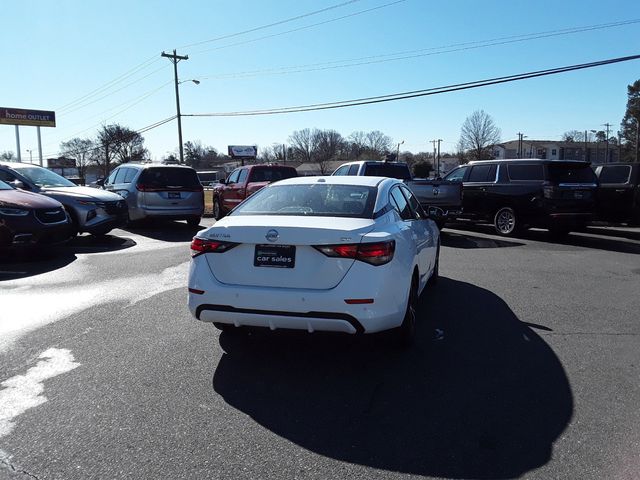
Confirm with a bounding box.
[122,163,195,170]
[273,175,395,187]
[0,161,46,169]
[467,158,590,165]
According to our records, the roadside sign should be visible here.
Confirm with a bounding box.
[0,107,56,127]
[228,145,257,159]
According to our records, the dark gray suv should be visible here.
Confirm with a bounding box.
[103,164,204,226]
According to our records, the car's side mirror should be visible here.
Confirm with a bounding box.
[96,179,105,187]
[219,178,226,185]
[11,180,25,190]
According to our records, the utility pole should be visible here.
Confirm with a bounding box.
[436,139,442,177]
[430,139,437,170]
[161,49,189,164]
[517,132,524,158]
[603,122,611,163]
[282,144,286,165]
[618,131,622,162]
[584,130,588,161]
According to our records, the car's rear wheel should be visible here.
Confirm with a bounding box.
[213,322,235,332]
[394,279,418,347]
[213,198,223,220]
[428,243,440,287]
[494,207,518,236]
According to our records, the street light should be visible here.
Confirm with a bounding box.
[174,79,200,163]
[396,140,404,162]
[26,149,33,163]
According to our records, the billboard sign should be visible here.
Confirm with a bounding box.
[228,145,257,159]
[48,157,76,169]
[0,107,56,127]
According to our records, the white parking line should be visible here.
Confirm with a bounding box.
[0,348,80,438]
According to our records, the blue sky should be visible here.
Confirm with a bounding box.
[2,0,639,161]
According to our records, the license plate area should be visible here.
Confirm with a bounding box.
[254,244,295,268]
[168,192,181,199]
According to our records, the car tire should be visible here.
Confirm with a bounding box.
[394,279,418,348]
[186,216,201,227]
[213,322,236,332]
[213,198,223,220]
[493,207,518,236]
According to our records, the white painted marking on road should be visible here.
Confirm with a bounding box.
[0,262,190,353]
[0,348,80,438]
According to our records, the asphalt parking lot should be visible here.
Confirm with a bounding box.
[1,221,639,479]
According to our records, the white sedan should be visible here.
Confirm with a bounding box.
[188,176,440,345]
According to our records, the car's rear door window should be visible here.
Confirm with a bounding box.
[390,186,414,220]
[598,165,632,184]
[113,168,128,184]
[123,168,137,183]
[467,165,495,182]
[508,164,544,181]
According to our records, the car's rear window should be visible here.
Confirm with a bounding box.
[248,167,297,183]
[598,165,631,184]
[363,163,411,180]
[547,163,597,184]
[508,164,544,181]
[231,184,377,218]
[138,167,200,188]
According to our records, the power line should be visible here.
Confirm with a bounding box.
[178,0,363,49]
[192,0,407,55]
[40,115,178,159]
[56,55,161,112]
[198,18,640,80]
[184,54,640,117]
[58,64,170,117]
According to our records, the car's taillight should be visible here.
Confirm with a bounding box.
[190,237,239,257]
[136,184,158,192]
[313,240,395,266]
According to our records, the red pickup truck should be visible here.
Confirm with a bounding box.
[212,164,298,219]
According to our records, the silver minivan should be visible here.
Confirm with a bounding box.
[103,164,204,226]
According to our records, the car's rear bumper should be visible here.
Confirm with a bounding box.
[188,257,410,334]
[130,206,203,221]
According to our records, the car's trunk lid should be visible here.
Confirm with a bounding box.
[201,215,376,289]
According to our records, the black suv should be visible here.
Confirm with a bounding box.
[444,159,598,236]
[593,163,640,226]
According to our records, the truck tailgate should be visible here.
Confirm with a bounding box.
[406,180,462,210]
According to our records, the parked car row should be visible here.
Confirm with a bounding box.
[332,158,639,236]
[0,161,205,250]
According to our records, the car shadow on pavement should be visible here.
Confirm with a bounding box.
[119,219,205,242]
[212,278,573,479]
[66,234,137,253]
[0,249,77,280]
[441,231,525,249]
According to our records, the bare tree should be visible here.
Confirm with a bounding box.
[313,129,345,174]
[289,128,315,163]
[459,110,501,161]
[0,151,15,161]
[562,130,587,143]
[94,124,146,176]
[365,130,392,158]
[60,138,94,180]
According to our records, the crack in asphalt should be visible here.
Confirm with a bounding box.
[0,450,40,480]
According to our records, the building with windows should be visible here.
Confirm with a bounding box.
[494,139,620,164]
